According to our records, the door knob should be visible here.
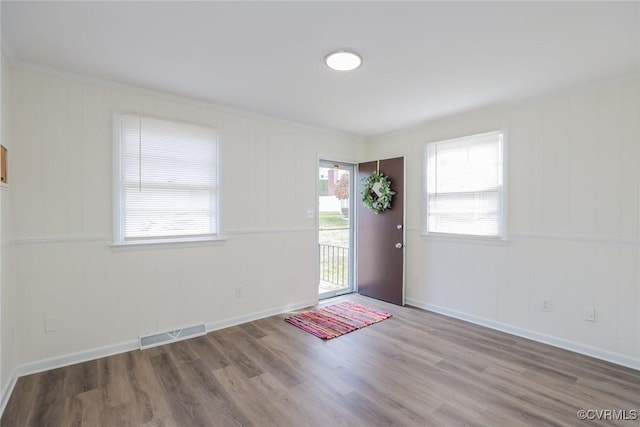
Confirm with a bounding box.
[397,224,403,229]
[395,243,403,249]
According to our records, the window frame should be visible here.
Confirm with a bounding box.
[423,130,507,241]
[112,112,222,248]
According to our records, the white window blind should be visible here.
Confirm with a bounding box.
[426,131,504,238]
[115,114,218,243]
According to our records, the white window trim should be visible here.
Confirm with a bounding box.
[423,130,508,241]
[111,111,223,248]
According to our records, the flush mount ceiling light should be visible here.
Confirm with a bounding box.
[324,50,363,71]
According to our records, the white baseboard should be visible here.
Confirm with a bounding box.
[16,339,139,379]
[0,297,318,419]
[205,298,317,332]
[0,368,18,419]
[405,298,640,371]
[2,341,141,415]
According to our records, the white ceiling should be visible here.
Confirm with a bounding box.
[2,1,639,137]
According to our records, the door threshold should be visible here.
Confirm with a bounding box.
[318,291,355,303]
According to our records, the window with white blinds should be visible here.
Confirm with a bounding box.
[114,113,219,244]
[425,131,504,238]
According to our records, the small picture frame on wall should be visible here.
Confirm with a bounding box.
[1,145,7,184]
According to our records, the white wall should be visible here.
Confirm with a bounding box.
[5,59,640,395]
[0,11,16,409]
[8,65,366,368]
[0,7,3,400]
[369,77,640,368]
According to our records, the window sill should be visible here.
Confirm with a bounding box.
[421,232,510,246]
[111,236,227,251]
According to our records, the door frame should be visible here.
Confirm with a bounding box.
[317,158,357,299]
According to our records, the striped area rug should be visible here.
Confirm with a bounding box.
[285,301,392,340]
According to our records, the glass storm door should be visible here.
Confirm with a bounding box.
[318,161,355,298]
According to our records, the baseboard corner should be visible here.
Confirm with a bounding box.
[0,368,18,419]
[405,298,640,372]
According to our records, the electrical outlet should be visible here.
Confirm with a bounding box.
[584,307,596,322]
[44,317,57,333]
[540,298,552,312]
[235,286,244,298]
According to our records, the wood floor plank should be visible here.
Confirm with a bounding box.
[1,372,42,427]
[3,294,639,427]
[248,372,324,425]
[63,360,99,398]
[180,357,252,427]
[97,354,136,409]
[29,368,66,427]
[185,335,230,371]
[212,364,288,426]
[208,329,264,379]
[232,327,303,389]
[64,389,102,427]
[149,352,213,427]
[123,350,178,427]
[258,331,357,396]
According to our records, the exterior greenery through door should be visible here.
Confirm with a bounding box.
[318,162,353,296]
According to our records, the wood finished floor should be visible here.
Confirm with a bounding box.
[2,294,640,427]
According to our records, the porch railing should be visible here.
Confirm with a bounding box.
[319,243,349,287]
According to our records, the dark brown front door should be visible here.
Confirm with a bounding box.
[357,157,405,305]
